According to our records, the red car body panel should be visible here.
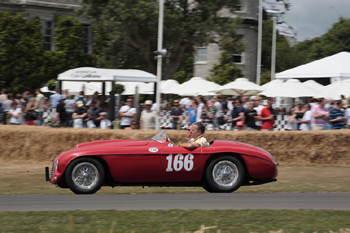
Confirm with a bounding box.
[49,138,277,186]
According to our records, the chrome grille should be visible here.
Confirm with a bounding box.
[50,161,55,179]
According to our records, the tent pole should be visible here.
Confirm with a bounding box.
[102,82,106,96]
[155,0,164,130]
[256,0,263,85]
[271,17,277,81]
[110,81,115,128]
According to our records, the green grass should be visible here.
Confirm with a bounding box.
[1,162,350,195]
[0,209,350,233]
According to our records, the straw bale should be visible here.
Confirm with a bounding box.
[0,125,349,165]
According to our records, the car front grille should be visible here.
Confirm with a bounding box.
[50,161,55,179]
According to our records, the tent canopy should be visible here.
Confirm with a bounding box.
[276,52,350,82]
[57,67,157,82]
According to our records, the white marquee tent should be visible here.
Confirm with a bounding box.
[276,52,350,83]
[212,78,264,96]
[259,79,319,98]
[58,67,157,83]
[164,77,222,96]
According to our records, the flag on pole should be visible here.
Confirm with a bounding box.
[276,22,297,38]
[263,0,287,14]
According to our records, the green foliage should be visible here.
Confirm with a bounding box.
[112,83,125,95]
[291,17,350,65]
[0,11,45,93]
[260,71,271,85]
[46,79,57,91]
[0,12,96,94]
[172,48,194,84]
[52,15,96,72]
[208,51,243,85]
[77,0,242,79]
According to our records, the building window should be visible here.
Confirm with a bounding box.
[231,50,243,63]
[82,24,91,54]
[43,21,53,51]
[233,0,243,12]
[231,35,244,64]
[195,47,207,62]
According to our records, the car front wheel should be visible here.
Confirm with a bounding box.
[204,156,245,193]
[65,158,105,194]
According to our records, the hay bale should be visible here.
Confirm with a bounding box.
[0,125,349,165]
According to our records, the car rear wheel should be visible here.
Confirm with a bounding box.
[204,156,245,193]
[65,158,105,194]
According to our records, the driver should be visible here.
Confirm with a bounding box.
[178,122,209,149]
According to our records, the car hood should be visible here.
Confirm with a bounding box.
[76,139,149,149]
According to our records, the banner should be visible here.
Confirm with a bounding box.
[276,22,297,38]
[263,0,287,14]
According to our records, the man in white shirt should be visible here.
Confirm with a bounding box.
[344,107,350,129]
[179,97,192,109]
[140,100,157,130]
[119,98,136,129]
[196,96,205,122]
[212,96,222,130]
[0,88,8,103]
[253,96,264,130]
[35,89,45,126]
[299,104,312,131]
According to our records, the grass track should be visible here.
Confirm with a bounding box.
[1,209,350,233]
[1,161,350,195]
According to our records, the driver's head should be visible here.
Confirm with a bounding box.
[187,125,193,138]
[192,122,205,138]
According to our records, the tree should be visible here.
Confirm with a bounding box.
[77,0,242,79]
[0,12,96,94]
[0,12,45,93]
[208,51,243,85]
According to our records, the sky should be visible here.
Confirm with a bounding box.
[282,0,350,41]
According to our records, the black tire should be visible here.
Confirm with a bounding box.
[65,157,105,194]
[204,156,245,193]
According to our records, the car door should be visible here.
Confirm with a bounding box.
[158,142,203,182]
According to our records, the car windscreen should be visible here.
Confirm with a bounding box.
[151,130,168,144]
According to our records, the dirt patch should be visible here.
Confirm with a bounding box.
[1,125,350,165]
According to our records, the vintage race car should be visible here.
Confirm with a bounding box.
[45,130,278,194]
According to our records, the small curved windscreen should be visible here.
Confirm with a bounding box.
[151,130,168,144]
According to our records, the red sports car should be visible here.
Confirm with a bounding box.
[45,130,278,194]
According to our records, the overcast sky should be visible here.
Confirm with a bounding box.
[282,0,350,41]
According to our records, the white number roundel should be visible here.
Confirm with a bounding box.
[166,154,194,172]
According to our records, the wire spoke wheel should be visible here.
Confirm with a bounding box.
[205,156,244,193]
[72,162,99,190]
[212,160,239,187]
[66,158,105,194]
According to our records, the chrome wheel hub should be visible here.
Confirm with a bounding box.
[72,162,99,190]
[212,160,239,187]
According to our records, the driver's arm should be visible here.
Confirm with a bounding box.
[178,142,200,149]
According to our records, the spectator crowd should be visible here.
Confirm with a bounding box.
[0,88,350,131]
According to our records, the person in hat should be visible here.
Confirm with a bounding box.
[100,112,111,129]
[140,100,157,130]
[72,101,87,128]
[55,95,66,125]
[234,121,245,131]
